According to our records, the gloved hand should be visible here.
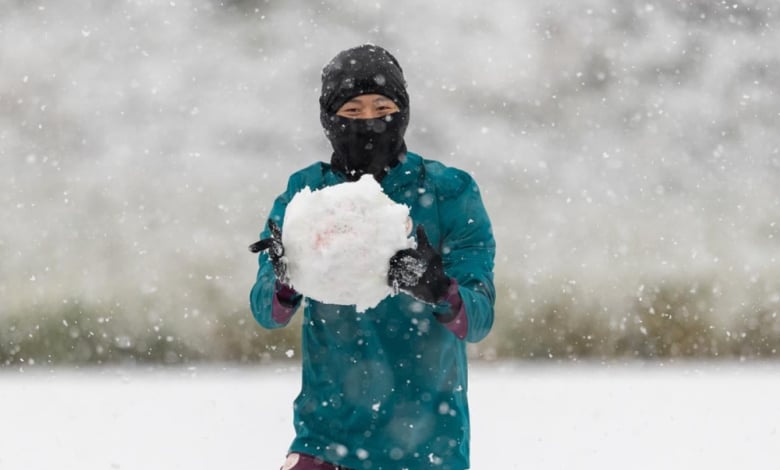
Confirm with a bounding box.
[248,219,290,285]
[388,225,450,304]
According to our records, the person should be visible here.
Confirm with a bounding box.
[249,44,496,470]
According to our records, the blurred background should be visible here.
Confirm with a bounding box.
[1,0,779,367]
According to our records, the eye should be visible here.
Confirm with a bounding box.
[376,105,396,116]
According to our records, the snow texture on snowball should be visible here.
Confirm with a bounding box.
[282,174,414,312]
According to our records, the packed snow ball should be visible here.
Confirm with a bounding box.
[282,175,414,312]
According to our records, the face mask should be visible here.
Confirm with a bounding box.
[322,109,409,182]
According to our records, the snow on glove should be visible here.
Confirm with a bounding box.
[248,219,290,285]
[388,225,450,304]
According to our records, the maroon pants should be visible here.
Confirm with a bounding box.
[280,453,352,470]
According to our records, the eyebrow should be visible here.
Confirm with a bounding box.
[344,96,392,104]
[340,97,394,112]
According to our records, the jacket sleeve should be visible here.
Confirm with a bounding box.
[249,174,305,329]
[438,171,496,343]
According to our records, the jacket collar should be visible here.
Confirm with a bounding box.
[323,152,422,195]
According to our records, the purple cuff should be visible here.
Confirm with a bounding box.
[434,279,468,340]
[271,282,300,325]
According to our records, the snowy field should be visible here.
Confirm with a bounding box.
[1,362,778,470]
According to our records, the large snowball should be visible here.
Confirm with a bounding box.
[282,174,414,312]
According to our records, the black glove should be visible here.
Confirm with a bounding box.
[388,225,450,304]
[248,219,289,285]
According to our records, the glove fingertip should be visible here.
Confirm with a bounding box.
[415,225,431,249]
[249,239,268,253]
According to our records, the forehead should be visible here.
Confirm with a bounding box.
[344,94,393,104]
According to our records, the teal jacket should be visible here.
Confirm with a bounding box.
[250,152,495,470]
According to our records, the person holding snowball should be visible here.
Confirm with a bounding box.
[250,44,495,470]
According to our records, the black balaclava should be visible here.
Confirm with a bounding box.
[319,44,410,181]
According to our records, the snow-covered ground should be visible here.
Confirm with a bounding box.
[1,362,777,470]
